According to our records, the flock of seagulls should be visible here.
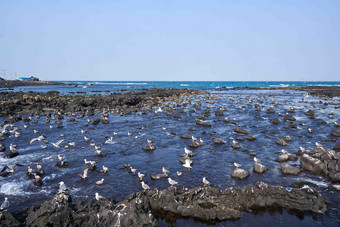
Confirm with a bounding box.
[0,90,338,212]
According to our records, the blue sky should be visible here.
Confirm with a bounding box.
[0,0,339,81]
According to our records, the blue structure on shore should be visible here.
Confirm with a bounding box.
[17,76,39,81]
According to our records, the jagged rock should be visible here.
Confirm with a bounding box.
[288,154,298,161]
[253,163,269,173]
[151,173,168,180]
[231,168,250,179]
[196,119,212,127]
[331,130,340,137]
[276,139,287,146]
[143,143,156,151]
[277,154,289,163]
[66,117,76,122]
[234,128,248,135]
[286,123,297,129]
[300,154,327,176]
[180,134,192,139]
[0,210,21,226]
[281,163,300,175]
[266,107,275,113]
[214,138,226,144]
[283,114,296,121]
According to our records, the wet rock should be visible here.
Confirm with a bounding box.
[173,113,182,119]
[91,118,100,125]
[230,168,250,179]
[189,140,202,148]
[0,143,5,152]
[305,109,316,119]
[288,154,298,161]
[276,139,287,146]
[253,163,268,173]
[151,173,168,180]
[246,135,256,141]
[143,143,156,151]
[266,107,275,113]
[331,130,340,137]
[250,152,257,156]
[56,161,69,168]
[333,141,340,152]
[215,110,224,116]
[213,138,226,144]
[300,154,327,176]
[281,163,300,175]
[328,171,340,183]
[281,136,293,141]
[232,144,240,149]
[67,117,76,122]
[286,123,297,129]
[234,128,248,135]
[277,154,289,162]
[100,118,109,124]
[283,114,296,121]
[196,119,212,127]
[8,149,19,158]
[180,134,192,139]
[0,210,21,227]
[236,137,245,141]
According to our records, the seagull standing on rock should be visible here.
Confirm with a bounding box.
[141,181,150,191]
[203,177,210,186]
[59,181,67,192]
[0,197,9,210]
[253,157,261,163]
[234,163,241,168]
[168,178,178,187]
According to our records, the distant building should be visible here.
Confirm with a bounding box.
[17,76,40,81]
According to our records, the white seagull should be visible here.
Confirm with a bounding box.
[168,178,179,187]
[51,139,64,148]
[203,177,210,186]
[234,162,241,168]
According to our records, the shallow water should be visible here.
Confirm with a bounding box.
[0,88,339,226]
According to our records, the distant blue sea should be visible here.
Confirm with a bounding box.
[57,81,340,90]
[4,81,340,95]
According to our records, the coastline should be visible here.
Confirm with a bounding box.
[0,80,79,89]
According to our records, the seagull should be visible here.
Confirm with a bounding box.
[315,142,323,148]
[95,178,104,185]
[168,178,179,187]
[102,165,109,173]
[281,149,288,155]
[59,181,67,192]
[177,171,182,176]
[9,144,17,151]
[199,138,204,145]
[33,130,39,134]
[95,192,105,201]
[105,136,114,144]
[183,159,192,169]
[36,162,42,170]
[130,166,137,174]
[79,167,89,179]
[68,142,75,146]
[308,128,312,133]
[203,177,210,186]
[162,167,169,175]
[184,147,193,156]
[96,149,102,156]
[0,197,9,210]
[127,132,132,136]
[51,139,64,148]
[84,136,90,142]
[28,135,46,145]
[191,136,197,141]
[254,157,261,163]
[232,140,238,145]
[147,139,152,144]
[162,127,167,130]
[49,125,54,129]
[234,162,241,168]
[113,132,118,136]
[138,172,145,180]
[302,93,309,100]
[141,181,150,190]
[300,147,306,152]
[94,145,100,150]
[81,130,86,134]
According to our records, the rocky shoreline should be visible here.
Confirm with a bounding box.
[0,88,205,117]
[0,182,326,226]
[0,80,73,89]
